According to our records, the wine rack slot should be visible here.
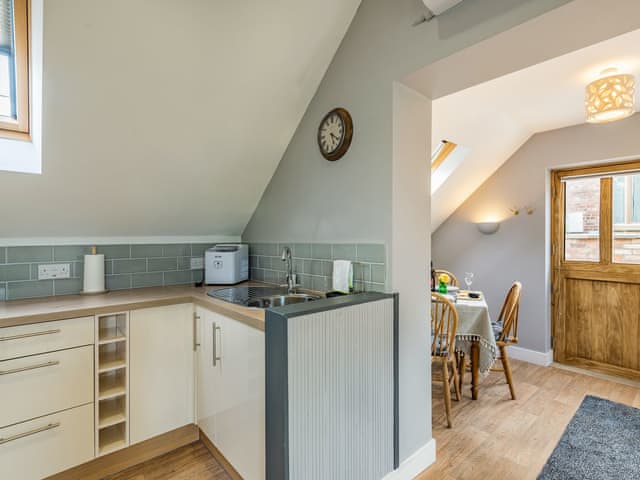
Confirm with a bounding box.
[95,312,129,456]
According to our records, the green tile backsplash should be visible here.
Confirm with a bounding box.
[113,259,147,274]
[7,246,54,263]
[0,243,214,301]
[0,264,30,282]
[133,272,164,288]
[131,244,164,258]
[7,280,54,300]
[0,242,386,301]
[53,245,92,262]
[248,242,386,293]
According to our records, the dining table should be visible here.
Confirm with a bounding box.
[452,293,497,400]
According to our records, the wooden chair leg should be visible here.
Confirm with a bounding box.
[451,359,460,402]
[458,354,467,393]
[499,345,516,400]
[442,360,452,428]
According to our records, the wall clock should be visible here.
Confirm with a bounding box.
[317,107,353,161]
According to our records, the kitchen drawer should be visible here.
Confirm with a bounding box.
[0,403,94,480]
[0,345,94,428]
[0,316,94,361]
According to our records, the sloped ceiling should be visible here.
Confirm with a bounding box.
[427,28,640,231]
[0,0,361,238]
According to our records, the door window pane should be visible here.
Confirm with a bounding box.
[613,176,626,224]
[613,173,640,264]
[565,177,600,262]
[632,175,640,223]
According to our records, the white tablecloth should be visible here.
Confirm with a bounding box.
[454,297,497,374]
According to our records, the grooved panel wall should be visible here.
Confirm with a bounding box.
[287,298,394,479]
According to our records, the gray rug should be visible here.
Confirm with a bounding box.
[538,395,640,479]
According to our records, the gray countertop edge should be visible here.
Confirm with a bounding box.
[267,291,395,319]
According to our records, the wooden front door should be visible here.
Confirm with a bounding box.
[552,161,640,380]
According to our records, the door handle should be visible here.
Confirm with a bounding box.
[0,422,60,445]
[212,322,222,367]
[0,329,61,341]
[193,313,200,352]
[0,360,60,376]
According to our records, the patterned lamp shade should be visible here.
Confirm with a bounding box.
[585,71,636,124]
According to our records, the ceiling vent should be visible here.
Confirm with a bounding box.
[422,0,463,16]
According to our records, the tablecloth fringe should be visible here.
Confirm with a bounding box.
[455,334,497,374]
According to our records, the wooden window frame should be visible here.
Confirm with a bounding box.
[431,140,457,172]
[613,175,640,228]
[551,159,640,276]
[559,175,606,265]
[0,0,29,140]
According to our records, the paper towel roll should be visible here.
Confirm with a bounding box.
[332,260,352,294]
[83,254,106,293]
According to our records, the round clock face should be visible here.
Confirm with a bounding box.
[317,108,353,161]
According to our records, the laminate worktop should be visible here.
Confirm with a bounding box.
[0,282,266,331]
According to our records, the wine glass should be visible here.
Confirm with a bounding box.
[464,272,474,291]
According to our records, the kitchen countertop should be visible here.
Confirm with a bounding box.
[0,282,267,331]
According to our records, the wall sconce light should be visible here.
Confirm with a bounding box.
[509,207,520,216]
[476,222,500,235]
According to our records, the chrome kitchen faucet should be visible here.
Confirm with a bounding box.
[281,246,297,294]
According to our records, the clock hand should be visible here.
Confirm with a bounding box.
[330,133,339,141]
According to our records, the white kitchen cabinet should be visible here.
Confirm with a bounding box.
[0,403,94,480]
[196,306,265,480]
[0,345,94,428]
[129,304,195,444]
[0,316,94,362]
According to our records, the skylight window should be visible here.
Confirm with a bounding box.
[431,139,470,193]
[431,140,457,171]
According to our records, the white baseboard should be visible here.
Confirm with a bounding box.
[507,346,553,366]
[382,439,436,480]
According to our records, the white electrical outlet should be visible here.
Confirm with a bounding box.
[38,263,71,280]
[190,257,204,270]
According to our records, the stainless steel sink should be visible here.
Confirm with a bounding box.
[208,286,322,308]
[245,293,321,308]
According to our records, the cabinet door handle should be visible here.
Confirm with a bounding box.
[193,313,200,351]
[212,322,222,367]
[0,422,61,445]
[0,360,60,376]
[0,329,61,342]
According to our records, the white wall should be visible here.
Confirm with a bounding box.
[432,114,640,354]
[0,0,360,239]
[392,82,432,464]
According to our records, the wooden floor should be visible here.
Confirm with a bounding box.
[417,359,640,480]
[100,360,640,480]
[101,441,230,480]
